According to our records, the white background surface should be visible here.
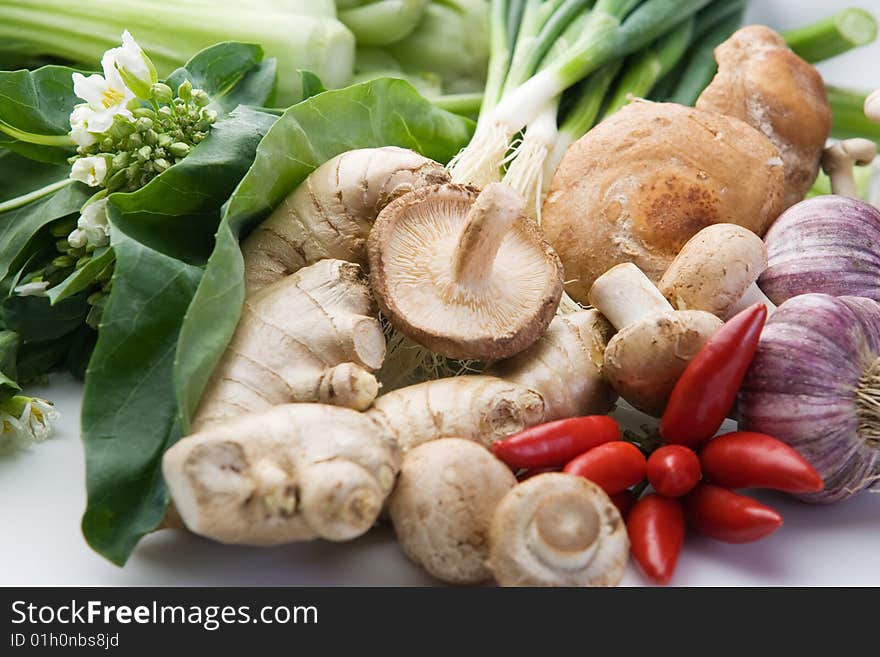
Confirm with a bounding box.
[2,0,879,587]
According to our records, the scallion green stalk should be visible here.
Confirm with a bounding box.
[604,15,693,115]
[783,7,878,64]
[827,86,880,142]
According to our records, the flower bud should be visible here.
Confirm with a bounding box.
[144,129,159,146]
[52,255,76,268]
[157,133,173,148]
[136,146,152,163]
[178,79,193,103]
[111,31,159,100]
[133,107,157,120]
[127,132,143,148]
[191,89,210,107]
[153,158,171,173]
[111,151,130,170]
[135,117,153,132]
[168,142,191,158]
[150,82,174,105]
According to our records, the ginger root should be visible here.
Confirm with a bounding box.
[242,147,450,295]
[193,259,385,432]
[366,375,546,453]
[489,310,617,421]
[163,403,399,546]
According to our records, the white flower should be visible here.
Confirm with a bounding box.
[69,104,98,148]
[105,31,157,99]
[72,198,110,248]
[13,281,49,297]
[0,397,57,452]
[19,399,58,443]
[70,156,109,187]
[72,35,139,134]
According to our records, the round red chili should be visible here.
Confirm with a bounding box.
[563,441,646,495]
[646,445,701,498]
[700,431,824,493]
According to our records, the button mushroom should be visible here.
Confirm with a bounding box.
[659,223,776,320]
[589,263,723,417]
[696,25,832,209]
[368,182,564,361]
[389,439,517,585]
[487,473,629,587]
[820,139,878,199]
[541,100,785,303]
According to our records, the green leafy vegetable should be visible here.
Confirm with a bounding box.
[165,42,278,114]
[80,106,278,565]
[0,65,79,162]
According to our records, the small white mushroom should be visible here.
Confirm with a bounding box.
[389,439,517,585]
[821,138,877,198]
[368,182,564,361]
[589,263,723,417]
[487,473,629,587]
[659,223,776,320]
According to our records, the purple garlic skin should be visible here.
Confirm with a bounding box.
[759,196,880,304]
[739,293,880,503]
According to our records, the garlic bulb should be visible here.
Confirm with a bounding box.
[739,294,880,503]
[760,196,880,304]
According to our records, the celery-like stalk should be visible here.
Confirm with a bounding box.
[0,0,354,106]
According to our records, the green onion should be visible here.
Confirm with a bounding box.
[783,7,878,64]
[604,15,693,115]
[827,86,880,142]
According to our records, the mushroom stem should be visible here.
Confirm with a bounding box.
[527,493,600,572]
[729,282,777,318]
[821,139,878,198]
[453,183,525,287]
[588,263,673,330]
[865,88,880,123]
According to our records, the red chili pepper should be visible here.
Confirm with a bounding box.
[492,416,621,469]
[563,441,646,495]
[646,445,701,498]
[610,490,636,519]
[684,484,782,543]
[627,494,685,585]
[700,431,824,493]
[660,303,768,447]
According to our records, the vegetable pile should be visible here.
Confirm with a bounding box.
[2,1,880,587]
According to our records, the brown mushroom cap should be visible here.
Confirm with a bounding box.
[541,100,785,304]
[487,473,629,587]
[369,182,564,360]
[389,438,517,585]
[659,223,768,320]
[696,25,831,209]
[603,309,723,416]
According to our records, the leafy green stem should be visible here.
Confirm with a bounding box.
[0,178,74,214]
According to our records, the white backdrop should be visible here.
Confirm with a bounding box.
[1,1,879,587]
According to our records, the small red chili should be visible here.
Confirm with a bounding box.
[492,416,621,470]
[563,441,646,496]
[684,483,782,543]
[646,445,701,498]
[700,431,824,493]
[660,303,767,447]
[627,494,685,585]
